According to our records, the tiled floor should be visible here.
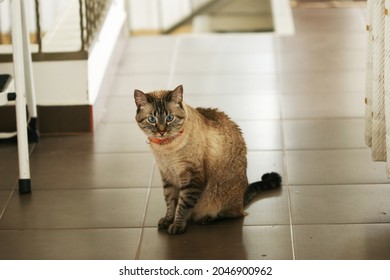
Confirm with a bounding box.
[2,6,390,260]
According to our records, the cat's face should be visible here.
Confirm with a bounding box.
[134,85,186,139]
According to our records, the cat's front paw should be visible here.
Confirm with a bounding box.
[158,217,173,229]
[167,222,186,235]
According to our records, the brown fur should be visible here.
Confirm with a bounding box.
[134,85,278,235]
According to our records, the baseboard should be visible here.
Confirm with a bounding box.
[0,105,91,134]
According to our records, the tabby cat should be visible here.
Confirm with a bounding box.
[134,85,281,235]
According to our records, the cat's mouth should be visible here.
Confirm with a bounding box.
[154,131,168,138]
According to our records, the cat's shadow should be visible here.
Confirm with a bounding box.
[156,188,282,260]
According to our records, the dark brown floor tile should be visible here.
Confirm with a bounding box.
[0,228,140,260]
[0,190,11,215]
[0,144,18,190]
[0,163,17,190]
[29,153,154,189]
[294,224,390,260]
[0,189,148,229]
[291,185,390,224]
[31,134,94,156]
[139,226,293,260]
[287,149,390,185]
[93,123,150,153]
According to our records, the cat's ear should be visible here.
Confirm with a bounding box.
[134,89,148,108]
[171,85,183,104]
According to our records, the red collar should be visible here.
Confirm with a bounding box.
[148,131,183,145]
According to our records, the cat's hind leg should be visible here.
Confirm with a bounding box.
[195,209,245,225]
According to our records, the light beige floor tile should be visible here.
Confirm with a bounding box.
[278,50,365,73]
[291,184,390,224]
[276,33,366,53]
[243,186,290,226]
[173,73,279,95]
[247,151,285,184]
[117,52,174,74]
[238,120,282,151]
[0,189,148,229]
[283,119,366,150]
[292,8,365,34]
[175,53,277,74]
[294,224,390,260]
[101,96,137,123]
[186,94,281,120]
[278,71,366,93]
[0,228,140,260]
[110,74,170,96]
[125,36,178,53]
[179,34,275,53]
[281,91,365,119]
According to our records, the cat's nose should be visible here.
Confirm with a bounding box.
[159,131,166,136]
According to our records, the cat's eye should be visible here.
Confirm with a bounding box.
[166,115,175,122]
[147,116,157,123]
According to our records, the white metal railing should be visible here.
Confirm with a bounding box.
[0,0,111,57]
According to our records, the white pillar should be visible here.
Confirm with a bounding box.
[365,0,374,147]
[371,0,386,161]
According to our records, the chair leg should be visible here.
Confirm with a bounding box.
[12,0,32,194]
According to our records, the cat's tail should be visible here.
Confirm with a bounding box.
[243,172,282,207]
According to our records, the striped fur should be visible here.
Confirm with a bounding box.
[134,85,281,235]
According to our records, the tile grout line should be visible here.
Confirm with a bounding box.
[273,36,296,260]
[166,36,182,89]
[134,160,156,260]
[135,36,181,259]
[1,143,37,222]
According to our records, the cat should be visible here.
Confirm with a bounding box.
[134,85,281,235]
